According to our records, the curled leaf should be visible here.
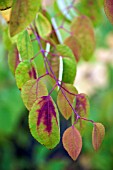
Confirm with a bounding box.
[57,83,78,120]
[29,96,60,149]
[62,126,82,160]
[35,12,52,39]
[92,123,105,151]
[21,79,48,110]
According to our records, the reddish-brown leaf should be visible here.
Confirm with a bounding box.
[104,0,113,24]
[62,126,82,160]
[92,123,105,151]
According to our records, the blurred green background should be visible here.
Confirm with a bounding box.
[0,4,113,170]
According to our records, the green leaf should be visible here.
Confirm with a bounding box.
[15,60,38,89]
[17,30,34,60]
[64,36,81,62]
[56,44,77,84]
[9,0,41,36]
[71,15,95,61]
[62,126,82,160]
[92,123,105,151]
[104,0,113,25]
[29,96,60,149]
[8,44,20,75]
[21,79,48,110]
[57,83,78,120]
[0,0,13,10]
[35,12,52,39]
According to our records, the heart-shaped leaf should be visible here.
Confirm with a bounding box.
[29,96,60,149]
[62,126,82,160]
[21,79,48,110]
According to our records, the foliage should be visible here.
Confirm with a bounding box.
[1,0,112,161]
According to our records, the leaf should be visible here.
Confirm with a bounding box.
[29,96,60,149]
[92,123,105,151]
[57,83,78,120]
[104,0,113,25]
[56,44,77,84]
[62,126,82,160]
[15,60,37,89]
[35,12,52,39]
[64,36,81,62]
[21,79,48,110]
[9,0,41,36]
[0,0,13,10]
[8,45,20,75]
[72,93,90,131]
[71,15,95,61]
[17,30,33,60]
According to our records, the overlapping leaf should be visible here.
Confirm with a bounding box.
[64,36,81,62]
[21,79,48,110]
[35,12,52,39]
[0,0,13,10]
[9,0,41,36]
[92,123,105,151]
[104,0,113,25]
[15,60,37,89]
[17,30,33,60]
[62,126,82,160]
[8,45,20,75]
[56,44,77,83]
[71,15,95,61]
[29,96,60,149]
[57,83,78,120]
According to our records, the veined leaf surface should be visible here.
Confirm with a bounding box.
[29,96,60,149]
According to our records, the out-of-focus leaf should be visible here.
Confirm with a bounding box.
[62,126,82,160]
[29,96,60,149]
[56,44,76,83]
[8,44,20,75]
[0,0,13,10]
[57,83,78,120]
[9,0,41,36]
[92,122,105,151]
[15,60,37,89]
[71,15,95,61]
[21,79,48,110]
[17,30,33,60]
[64,36,81,62]
[104,0,113,25]
[35,12,52,39]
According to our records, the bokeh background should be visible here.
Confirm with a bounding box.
[0,1,113,170]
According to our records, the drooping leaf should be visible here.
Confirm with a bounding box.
[62,126,82,160]
[104,0,113,25]
[71,15,95,61]
[0,0,13,10]
[64,36,81,62]
[56,44,77,84]
[72,93,90,131]
[15,60,37,89]
[29,96,60,149]
[21,79,48,110]
[8,45,20,75]
[9,0,41,36]
[92,123,105,151]
[17,30,33,60]
[35,12,52,39]
[78,0,103,27]
[57,83,78,120]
